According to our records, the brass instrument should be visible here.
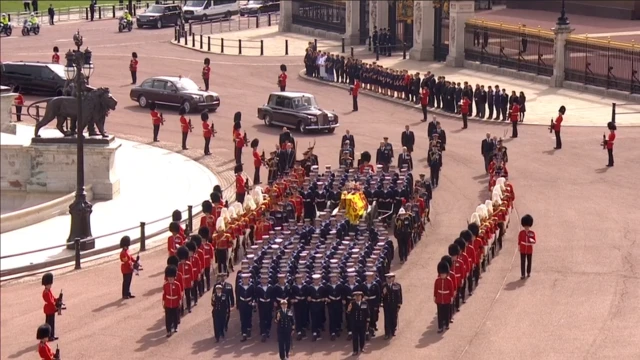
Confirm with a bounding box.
[188,118,194,133]
[601,133,607,150]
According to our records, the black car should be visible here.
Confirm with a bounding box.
[257,92,339,133]
[130,76,220,113]
[136,4,182,29]
[0,61,67,96]
[239,0,280,16]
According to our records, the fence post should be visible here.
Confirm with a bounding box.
[112,5,116,18]
[403,42,407,60]
[187,205,193,234]
[239,39,242,55]
[285,39,289,55]
[260,40,264,56]
[341,38,345,53]
[221,38,224,53]
[184,32,188,45]
[256,15,259,28]
[98,6,102,19]
[74,238,81,270]
[192,33,195,47]
[268,13,271,26]
[611,103,616,123]
[85,8,89,20]
[189,22,193,36]
[175,26,178,42]
[200,34,203,49]
[208,36,211,51]
[350,47,354,57]
[314,38,317,50]
[140,222,147,251]
[368,36,371,51]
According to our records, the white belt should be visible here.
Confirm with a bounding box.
[366,296,377,300]
[437,290,450,294]
[329,296,341,301]
[166,296,179,299]
[259,298,271,302]
[276,297,287,301]
[239,297,252,302]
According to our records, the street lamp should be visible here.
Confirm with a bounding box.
[64,42,95,250]
[556,0,570,26]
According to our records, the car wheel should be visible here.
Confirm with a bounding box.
[298,121,307,134]
[202,14,208,22]
[181,100,192,113]
[21,28,27,36]
[224,11,231,19]
[156,19,163,29]
[264,114,272,126]
[327,127,336,134]
[138,95,148,108]
[136,23,142,28]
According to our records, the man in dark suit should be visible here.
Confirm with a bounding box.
[397,147,413,171]
[342,130,355,151]
[279,127,294,148]
[427,115,438,139]
[434,122,447,152]
[400,125,415,154]
[278,142,295,175]
[481,133,496,173]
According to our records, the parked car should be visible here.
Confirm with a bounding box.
[239,0,279,16]
[129,76,220,113]
[183,0,238,22]
[0,61,67,96]
[257,92,339,133]
[136,4,182,29]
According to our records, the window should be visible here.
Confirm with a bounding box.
[165,82,176,92]
[147,5,164,13]
[292,96,317,108]
[174,78,199,91]
[46,64,66,79]
[185,0,206,7]
[274,96,286,107]
[268,95,277,106]
[140,79,154,88]
[283,99,293,109]
[214,0,236,6]
[152,80,167,90]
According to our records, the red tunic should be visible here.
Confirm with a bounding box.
[202,65,211,80]
[180,116,189,133]
[458,252,471,277]
[43,289,57,315]
[607,133,616,150]
[278,72,287,87]
[203,122,213,138]
[129,58,138,72]
[236,174,246,194]
[518,230,536,255]
[162,281,183,308]
[434,277,455,304]
[510,104,520,122]
[292,195,303,218]
[38,342,55,360]
[200,214,216,236]
[196,248,206,273]
[167,233,184,256]
[453,258,467,288]
[554,114,563,131]
[420,88,429,106]
[233,129,245,148]
[358,163,375,174]
[448,272,458,291]
[178,261,194,289]
[253,150,262,168]
[472,237,484,264]
[120,249,134,274]
[190,255,202,281]
[52,53,60,64]
[14,94,24,106]
[464,244,476,270]
[151,110,162,125]
[202,242,213,267]
[461,98,470,114]
[352,80,360,96]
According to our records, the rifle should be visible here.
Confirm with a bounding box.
[548,118,554,133]
[601,133,607,150]
[243,131,249,147]
[133,255,143,275]
[54,345,60,359]
[160,112,165,125]
[56,290,66,315]
[188,118,194,133]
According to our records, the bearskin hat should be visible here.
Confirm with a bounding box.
[202,200,213,214]
[521,214,534,228]
[185,241,196,253]
[201,111,209,121]
[360,151,371,163]
[210,192,221,204]
[120,235,131,248]
[172,209,182,222]
[178,106,187,116]
[280,64,287,72]
[233,121,242,130]
[440,255,453,269]
[250,138,259,148]
[190,234,202,247]
[149,102,157,111]
[197,226,210,240]
[53,46,59,53]
[467,222,480,237]
[448,243,460,257]
[176,246,189,261]
[37,324,52,340]
[559,105,566,115]
[41,272,53,286]
[169,221,180,233]
[234,163,243,174]
[204,57,210,65]
[167,255,179,267]
[454,238,467,252]
[132,52,138,58]
[460,230,473,243]
[437,261,450,275]
[607,121,617,131]
[165,265,178,279]
[234,111,242,123]
[213,185,222,194]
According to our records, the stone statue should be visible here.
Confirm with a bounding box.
[33,87,117,138]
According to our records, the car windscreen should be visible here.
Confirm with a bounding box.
[46,64,66,79]
[185,0,206,7]
[247,0,264,5]
[292,96,317,109]
[146,5,164,13]
[175,78,200,91]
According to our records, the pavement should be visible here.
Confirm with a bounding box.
[0,123,219,273]
[2,17,640,360]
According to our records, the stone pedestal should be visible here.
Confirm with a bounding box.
[410,0,436,61]
[369,1,389,33]
[278,0,292,32]
[551,24,575,87]
[445,1,475,67]
[344,0,360,46]
[1,91,17,135]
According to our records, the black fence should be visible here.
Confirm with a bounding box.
[464,20,555,77]
[292,0,346,34]
[193,12,279,35]
[565,36,640,94]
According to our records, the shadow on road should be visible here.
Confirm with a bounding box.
[504,279,527,291]
[135,322,168,352]
[542,149,557,155]
[8,345,37,359]
[595,167,611,174]
[416,314,443,348]
[143,286,163,297]
[92,298,127,313]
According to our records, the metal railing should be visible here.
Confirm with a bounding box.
[565,36,640,94]
[292,0,346,34]
[611,103,640,123]
[193,12,279,35]
[464,19,555,77]
[3,1,163,24]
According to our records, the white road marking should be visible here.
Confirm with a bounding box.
[55,39,75,42]
[0,37,17,40]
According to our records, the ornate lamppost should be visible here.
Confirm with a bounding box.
[64,33,96,250]
[556,0,570,26]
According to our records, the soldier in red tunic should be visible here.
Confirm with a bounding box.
[120,236,137,299]
[129,52,138,84]
[168,221,185,257]
[518,215,536,279]
[163,265,183,337]
[199,227,213,291]
[202,58,211,91]
[358,151,375,174]
[52,46,60,64]
[37,324,58,360]
[251,139,262,185]
[193,235,207,297]
[41,273,59,341]
[200,200,216,236]
[454,238,470,303]
[278,64,287,91]
[235,164,247,204]
[186,241,202,305]
[177,246,194,314]
[448,244,466,313]
[434,261,454,333]
[440,256,457,324]
[179,106,190,150]
[202,111,213,155]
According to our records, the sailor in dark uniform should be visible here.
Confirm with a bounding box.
[381,273,403,339]
[314,182,328,212]
[236,273,254,341]
[326,272,345,340]
[362,271,381,338]
[308,274,326,341]
[290,274,309,340]
[303,186,317,221]
[255,275,274,342]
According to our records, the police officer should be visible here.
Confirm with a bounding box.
[275,299,294,360]
[347,291,369,356]
[236,273,255,341]
[394,209,413,263]
[211,284,231,342]
[381,273,403,339]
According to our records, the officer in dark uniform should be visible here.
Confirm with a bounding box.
[236,273,254,341]
[211,284,231,342]
[347,291,369,356]
[381,273,403,339]
[394,209,413,263]
[216,273,234,332]
[371,26,379,53]
[275,299,294,360]
[255,274,274,342]
[303,186,317,221]
[342,272,362,338]
[290,273,308,340]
